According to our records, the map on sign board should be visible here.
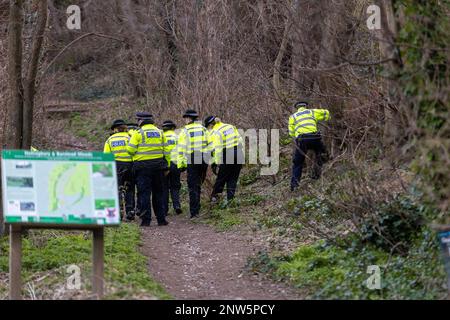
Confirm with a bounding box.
[1,150,120,226]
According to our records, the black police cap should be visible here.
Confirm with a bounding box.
[111,119,127,130]
[294,101,309,108]
[162,120,176,129]
[136,112,153,120]
[183,109,199,119]
[204,115,216,127]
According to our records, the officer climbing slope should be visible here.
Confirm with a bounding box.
[127,112,170,227]
[289,101,330,191]
[162,120,183,216]
[103,119,134,221]
[204,116,244,204]
[177,109,210,219]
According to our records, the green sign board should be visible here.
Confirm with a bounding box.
[1,150,120,226]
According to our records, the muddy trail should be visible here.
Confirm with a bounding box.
[140,215,303,300]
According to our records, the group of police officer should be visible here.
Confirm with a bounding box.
[104,101,330,227]
[104,109,244,227]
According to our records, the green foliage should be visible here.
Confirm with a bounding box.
[240,168,260,186]
[250,228,447,299]
[70,112,109,144]
[203,204,244,231]
[0,224,170,299]
[360,195,431,253]
[394,0,450,217]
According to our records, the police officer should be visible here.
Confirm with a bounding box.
[289,101,330,191]
[204,116,244,203]
[104,119,134,221]
[177,109,210,219]
[127,113,170,227]
[162,120,183,215]
[126,123,139,218]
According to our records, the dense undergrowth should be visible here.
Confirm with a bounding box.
[0,224,169,300]
[202,150,448,299]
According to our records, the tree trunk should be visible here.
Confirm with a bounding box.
[163,0,178,86]
[273,15,291,98]
[23,0,48,150]
[6,0,24,150]
[2,0,23,236]
[376,0,403,144]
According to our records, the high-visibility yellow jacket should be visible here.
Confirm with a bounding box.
[127,124,170,165]
[289,107,330,138]
[177,122,209,169]
[30,146,38,152]
[103,132,133,162]
[208,122,243,165]
[128,129,138,137]
[163,129,178,163]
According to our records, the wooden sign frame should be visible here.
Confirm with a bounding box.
[9,223,105,300]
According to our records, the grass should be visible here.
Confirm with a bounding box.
[248,229,448,299]
[0,223,170,300]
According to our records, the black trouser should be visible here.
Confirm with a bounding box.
[186,152,209,217]
[162,163,181,216]
[134,160,166,224]
[129,167,137,214]
[116,162,134,218]
[212,146,243,200]
[291,133,327,189]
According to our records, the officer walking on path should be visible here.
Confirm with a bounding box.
[162,120,183,216]
[104,119,134,221]
[127,112,170,227]
[289,101,331,191]
[204,116,244,203]
[126,122,139,216]
[177,109,210,219]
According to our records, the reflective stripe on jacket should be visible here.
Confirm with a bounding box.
[288,107,330,138]
[209,122,243,164]
[177,122,209,169]
[127,124,170,165]
[104,132,132,162]
[163,129,178,163]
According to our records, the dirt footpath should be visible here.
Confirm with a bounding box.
[140,215,303,300]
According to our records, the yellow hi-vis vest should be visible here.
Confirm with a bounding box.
[103,132,132,162]
[209,122,243,165]
[127,124,170,164]
[288,107,330,138]
[177,122,209,169]
[163,129,178,163]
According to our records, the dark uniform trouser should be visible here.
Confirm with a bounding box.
[291,133,327,189]
[212,146,243,200]
[162,163,181,216]
[130,170,137,213]
[134,160,166,224]
[187,152,209,217]
[116,162,134,218]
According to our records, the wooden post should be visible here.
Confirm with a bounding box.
[9,224,22,300]
[92,228,104,299]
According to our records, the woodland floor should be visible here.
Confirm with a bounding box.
[140,215,303,300]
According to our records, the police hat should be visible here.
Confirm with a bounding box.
[204,115,216,127]
[162,120,176,129]
[294,101,309,108]
[182,109,199,119]
[111,119,127,130]
[136,112,153,120]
